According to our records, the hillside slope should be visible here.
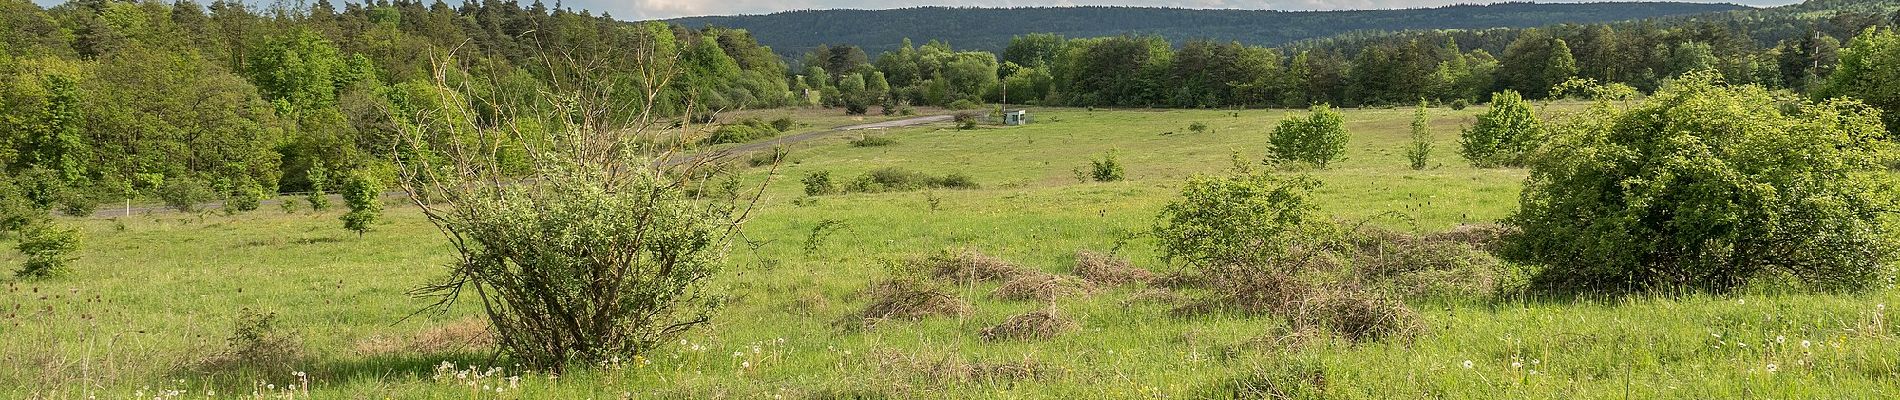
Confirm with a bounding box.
[665,2,1751,57]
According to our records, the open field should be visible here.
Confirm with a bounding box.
[5,105,1900,398]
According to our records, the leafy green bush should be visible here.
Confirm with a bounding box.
[947,99,982,110]
[340,168,383,236]
[305,161,331,211]
[1089,151,1125,182]
[954,112,980,130]
[226,178,266,213]
[1152,170,1323,266]
[15,222,80,278]
[770,117,796,132]
[836,167,978,194]
[1817,27,1900,138]
[157,177,218,213]
[1188,121,1209,133]
[1459,90,1541,167]
[1450,99,1469,110]
[1506,73,1900,293]
[1267,104,1348,168]
[1406,102,1433,170]
[802,171,838,196]
[702,118,786,145]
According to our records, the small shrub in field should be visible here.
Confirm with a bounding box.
[746,146,789,167]
[157,177,217,213]
[947,99,981,110]
[850,135,897,147]
[200,309,302,373]
[1088,150,1125,182]
[1406,101,1433,170]
[802,171,838,196]
[1188,121,1209,133]
[1267,104,1348,168]
[1450,99,1469,110]
[954,112,980,130]
[226,178,266,213]
[305,161,330,211]
[14,222,80,278]
[1152,170,1322,266]
[770,117,796,132]
[842,168,977,193]
[340,169,382,236]
[1507,72,1900,293]
[1459,90,1541,167]
[55,186,98,217]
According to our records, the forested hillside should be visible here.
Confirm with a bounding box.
[0,0,792,219]
[666,2,1749,58]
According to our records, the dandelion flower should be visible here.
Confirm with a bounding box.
[732,351,744,358]
[1766,363,1778,373]
[1801,340,1812,349]
[742,361,752,369]
[1511,361,1523,369]
[1462,360,1474,369]
[1776,335,1786,344]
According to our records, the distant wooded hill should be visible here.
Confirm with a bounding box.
[664,2,1752,58]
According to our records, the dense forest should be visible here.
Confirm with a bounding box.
[666,2,1750,58]
[0,0,795,220]
[0,0,1897,224]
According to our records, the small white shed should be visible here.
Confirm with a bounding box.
[1003,109,1029,126]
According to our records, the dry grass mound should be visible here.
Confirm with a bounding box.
[1424,223,1512,251]
[870,349,1055,384]
[354,317,496,356]
[1298,291,1423,343]
[978,308,1080,341]
[1073,251,1155,286]
[844,278,972,329]
[1345,226,1511,299]
[924,250,1027,282]
[990,273,1096,302]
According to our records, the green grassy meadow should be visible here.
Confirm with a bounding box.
[5,105,1900,398]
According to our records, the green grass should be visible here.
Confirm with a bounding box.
[4,105,1899,398]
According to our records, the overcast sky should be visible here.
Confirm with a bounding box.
[611,0,1801,20]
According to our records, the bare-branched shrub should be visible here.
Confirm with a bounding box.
[394,33,752,371]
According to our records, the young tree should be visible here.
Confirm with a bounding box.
[14,221,80,278]
[304,160,330,210]
[1459,90,1541,167]
[339,168,381,236]
[1507,73,1899,293]
[1406,101,1433,170]
[1498,30,1577,99]
[1267,104,1349,168]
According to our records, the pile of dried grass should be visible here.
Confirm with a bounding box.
[978,308,1080,341]
[924,250,1027,282]
[990,273,1096,302]
[844,278,972,329]
[1073,251,1155,286]
[869,349,1054,384]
